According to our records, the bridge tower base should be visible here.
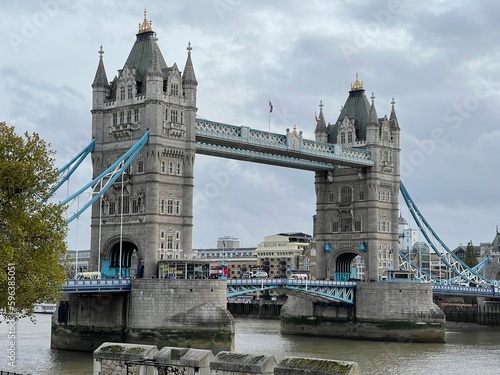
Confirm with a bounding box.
[51,279,234,352]
[280,282,445,343]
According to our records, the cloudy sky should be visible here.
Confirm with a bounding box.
[1,1,500,252]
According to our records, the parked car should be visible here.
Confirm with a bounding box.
[252,271,268,278]
[252,271,268,279]
[241,271,253,279]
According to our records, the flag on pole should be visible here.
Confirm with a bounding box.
[269,100,273,113]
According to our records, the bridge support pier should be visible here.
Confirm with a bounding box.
[51,279,235,352]
[281,282,445,343]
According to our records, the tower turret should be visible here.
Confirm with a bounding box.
[91,45,110,143]
[314,100,328,143]
[182,42,198,107]
[365,92,379,145]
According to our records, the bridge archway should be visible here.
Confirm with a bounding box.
[486,264,500,281]
[327,249,364,281]
[101,237,140,278]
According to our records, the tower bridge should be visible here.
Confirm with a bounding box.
[52,11,495,352]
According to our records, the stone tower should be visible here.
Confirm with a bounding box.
[89,11,197,278]
[314,74,400,281]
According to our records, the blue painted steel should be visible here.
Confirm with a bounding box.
[432,284,500,298]
[400,181,490,285]
[43,138,95,203]
[226,278,356,304]
[61,131,149,223]
[195,118,374,171]
[63,279,131,293]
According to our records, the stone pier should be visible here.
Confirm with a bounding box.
[51,279,234,352]
[281,282,446,343]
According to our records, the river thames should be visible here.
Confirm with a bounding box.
[1,314,500,374]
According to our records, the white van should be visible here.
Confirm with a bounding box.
[289,273,308,280]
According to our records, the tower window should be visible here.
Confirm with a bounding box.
[340,217,352,232]
[119,112,124,124]
[109,201,116,215]
[134,109,140,122]
[170,109,178,123]
[132,199,139,214]
[112,113,117,126]
[170,83,179,96]
[341,186,352,203]
[120,86,125,100]
[354,220,362,232]
[127,110,132,123]
[138,160,144,173]
[176,162,182,175]
[127,85,133,99]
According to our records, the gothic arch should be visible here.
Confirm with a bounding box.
[327,248,365,281]
[102,236,140,277]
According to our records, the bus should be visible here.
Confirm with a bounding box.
[209,263,229,279]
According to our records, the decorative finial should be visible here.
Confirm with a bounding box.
[319,100,323,110]
[98,45,104,59]
[293,125,298,135]
[371,92,375,104]
[391,97,396,108]
[187,41,192,54]
[350,72,364,91]
[138,9,153,33]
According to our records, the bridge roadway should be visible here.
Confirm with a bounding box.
[62,278,500,302]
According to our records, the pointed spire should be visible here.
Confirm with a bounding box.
[92,45,109,88]
[182,42,198,87]
[315,100,327,135]
[367,92,379,126]
[389,97,400,130]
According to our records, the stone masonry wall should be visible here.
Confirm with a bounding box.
[93,343,361,375]
[126,279,234,351]
[356,282,444,322]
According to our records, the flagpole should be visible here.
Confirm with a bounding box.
[268,99,272,133]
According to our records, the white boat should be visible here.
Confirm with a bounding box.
[34,303,57,314]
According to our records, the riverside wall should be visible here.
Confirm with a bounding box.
[281,282,446,343]
[51,279,234,352]
[92,342,361,375]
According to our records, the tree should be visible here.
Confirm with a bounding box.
[464,240,478,268]
[0,122,68,320]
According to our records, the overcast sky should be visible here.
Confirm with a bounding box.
[2,1,500,251]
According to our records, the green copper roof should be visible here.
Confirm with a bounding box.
[328,89,371,143]
[108,31,171,99]
[125,31,169,83]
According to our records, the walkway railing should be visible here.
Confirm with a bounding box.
[63,278,131,293]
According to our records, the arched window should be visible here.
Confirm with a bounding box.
[341,186,352,202]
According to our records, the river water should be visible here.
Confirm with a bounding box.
[1,314,500,374]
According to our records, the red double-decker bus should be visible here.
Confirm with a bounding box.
[209,263,229,279]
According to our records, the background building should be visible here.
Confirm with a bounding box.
[255,232,312,278]
[217,236,240,250]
